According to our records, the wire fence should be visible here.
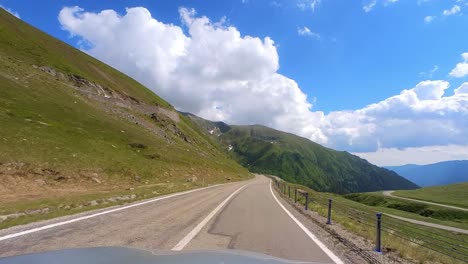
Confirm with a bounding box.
[272,178,468,263]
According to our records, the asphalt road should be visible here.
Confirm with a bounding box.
[384,213,468,235]
[383,191,468,212]
[0,175,339,263]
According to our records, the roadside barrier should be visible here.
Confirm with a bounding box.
[271,178,468,263]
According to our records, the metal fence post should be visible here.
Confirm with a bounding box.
[294,188,297,203]
[375,212,382,253]
[305,193,309,210]
[327,199,332,224]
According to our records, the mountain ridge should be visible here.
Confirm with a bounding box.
[385,160,468,187]
[182,113,419,194]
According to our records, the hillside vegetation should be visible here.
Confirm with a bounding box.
[386,160,468,187]
[184,114,418,193]
[393,182,468,209]
[345,192,468,225]
[0,9,250,227]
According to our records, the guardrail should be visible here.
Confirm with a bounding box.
[272,178,468,263]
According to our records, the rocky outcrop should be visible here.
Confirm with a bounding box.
[35,65,187,144]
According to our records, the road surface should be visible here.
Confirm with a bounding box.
[0,175,341,263]
[384,214,468,234]
[383,191,468,212]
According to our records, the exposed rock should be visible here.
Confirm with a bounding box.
[107,194,137,202]
[25,208,49,215]
[91,177,102,184]
[34,179,47,185]
[187,176,198,183]
[42,168,59,175]
[54,175,67,181]
[88,200,99,206]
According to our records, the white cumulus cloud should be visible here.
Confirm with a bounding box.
[450,52,468,78]
[363,0,377,12]
[58,6,468,163]
[297,0,321,12]
[424,15,435,23]
[443,5,461,16]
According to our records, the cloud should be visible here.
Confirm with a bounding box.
[449,52,468,78]
[443,5,461,16]
[363,0,377,12]
[455,82,468,94]
[297,26,320,39]
[354,144,468,166]
[424,15,435,23]
[58,6,468,158]
[0,5,20,18]
[270,1,282,8]
[417,0,432,6]
[419,65,438,77]
[297,0,321,12]
[383,0,399,6]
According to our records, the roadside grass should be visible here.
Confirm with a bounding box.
[393,183,468,209]
[274,180,467,264]
[344,192,468,230]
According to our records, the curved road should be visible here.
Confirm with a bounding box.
[382,191,468,212]
[0,175,341,263]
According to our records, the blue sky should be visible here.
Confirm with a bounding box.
[2,0,468,165]
[3,0,467,112]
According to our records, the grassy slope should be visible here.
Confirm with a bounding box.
[0,10,250,227]
[220,125,418,194]
[393,183,468,209]
[344,192,468,229]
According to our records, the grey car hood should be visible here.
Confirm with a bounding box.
[0,247,328,264]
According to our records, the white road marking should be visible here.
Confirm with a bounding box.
[172,184,248,251]
[0,182,235,242]
[269,180,344,264]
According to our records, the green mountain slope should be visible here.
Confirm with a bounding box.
[0,9,249,205]
[184,114,418,194]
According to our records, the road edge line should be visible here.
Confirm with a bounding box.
[0,181,239,242]
[269,180,344,264]
[172,184,249,251]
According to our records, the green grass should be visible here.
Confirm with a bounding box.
[0,9,252,229]
[344,192,468,229]
[393,183,468,209]
[274,179,467,264]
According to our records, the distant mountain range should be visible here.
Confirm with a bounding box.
[183,113,419,194]
[385,160,468,187]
